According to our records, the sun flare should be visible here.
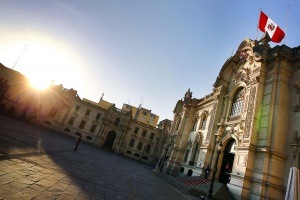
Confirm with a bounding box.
[1,31,89,95]
[29,75,52,90]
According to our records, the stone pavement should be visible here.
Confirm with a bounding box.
[151,171,235,200]
[0,115,234,200]
[0,115,200,200]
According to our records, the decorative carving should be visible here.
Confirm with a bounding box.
[196,132,203,149]
[206,101,218,141]
[186,139,192,150]
[291,131,300,160]
[295,81,300,111]
[184,88,193,104]
[295,131,300,145]
[239,50,249,61]
[215,126,224,142]
[244,86,257,138]
[229,114,241,122]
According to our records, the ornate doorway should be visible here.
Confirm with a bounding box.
[103,131,117,150]
[219,138,235,184]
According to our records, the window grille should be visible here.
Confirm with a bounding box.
[230,88,244,116]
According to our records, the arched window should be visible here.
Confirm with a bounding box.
[230,88,244,116]
[184,150,189,163]
[200,115,207,130]
[114,117,120,126]
[192,120,197,131]
[192,141,199,164]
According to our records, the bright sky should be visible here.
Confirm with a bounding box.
[1,1,300,121]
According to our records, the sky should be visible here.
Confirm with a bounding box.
[1,1,300,121]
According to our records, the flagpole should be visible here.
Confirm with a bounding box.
[12,44,28,70]
[284,4,290,45]
[256,7,262,41]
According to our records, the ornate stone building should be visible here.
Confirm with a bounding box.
[163,38,300,199]
[0,63,169,165]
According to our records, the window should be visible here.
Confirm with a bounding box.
[230,88,244,116]
[75,106,80,111]
[95,113,101,120]
[129,139,135,147]
[140,116,146,121]
[48,106,58,118]
[192,121,197,131]
[142,156,148,160]
[126,150,132,154]
[64,128,70,132]
[192,142,199,164]
[85,109,91,116]
[90,124,97,133]
[142,130,147,137]
[86,136,92,140]
[137,142,143,150]
[134,127,139,134]
[184,150,189,163]
[142,111,148,115]
[79,120,86,129]
[145,144,151,153]
[200,116,207,130]
[75,132,81,136]
[150,133,155,140]
[68,116,75,125]
[150,113,156,119]
[148,119,154,124]
[44,121,51,125]
[114,117,120,126]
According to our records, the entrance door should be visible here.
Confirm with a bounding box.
[219,139,235,184]
[103,131,117,150]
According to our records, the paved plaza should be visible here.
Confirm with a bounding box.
[0,115,201,200]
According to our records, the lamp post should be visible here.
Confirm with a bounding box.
[207,142,223,199]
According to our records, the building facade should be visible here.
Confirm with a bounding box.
[122,103,159,127]
[0,63,169,166]
[163,38,300,199]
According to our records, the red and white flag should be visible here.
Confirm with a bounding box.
[258,11,285,43]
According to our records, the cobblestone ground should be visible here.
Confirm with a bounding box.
[0,115,198,200]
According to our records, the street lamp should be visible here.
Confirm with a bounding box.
[207,142,223,199]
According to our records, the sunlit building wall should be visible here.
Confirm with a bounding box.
[162,38,300,199]
[0,63,168,165]
[0,63,77,125]
[122,103,159,127]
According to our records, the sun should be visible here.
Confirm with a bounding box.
[29,75,52,90]
[3,32,88,93]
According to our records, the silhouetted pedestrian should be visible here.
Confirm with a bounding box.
[225,163,231,183]
[74,136,82,151]
[205,164,210,178]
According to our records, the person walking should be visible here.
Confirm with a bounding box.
[74,136,82,151]
[225,163,231,183]
[205,164,210,179]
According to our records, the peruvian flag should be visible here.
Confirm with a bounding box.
[258,11,285,43]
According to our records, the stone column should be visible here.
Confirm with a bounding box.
[166,106,195,176]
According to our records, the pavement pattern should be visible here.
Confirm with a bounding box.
[0,115,202,200]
